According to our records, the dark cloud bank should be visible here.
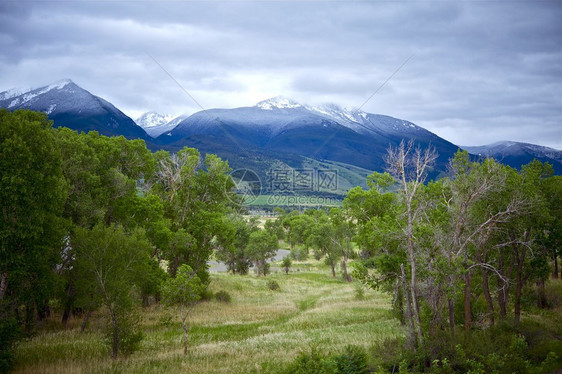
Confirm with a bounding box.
[0,1,560,149]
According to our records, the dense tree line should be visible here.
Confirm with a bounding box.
[346,141,562,372]
[348,141,561,344]
[0,110,239,365]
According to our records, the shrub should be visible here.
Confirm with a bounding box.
[354,284,365,300]
[333,345,369,374]
[200,288,214,301]
[283,347,334,374]
[282,346,369,374]
[104,309,143,357]
[267,280,280,291]
[370,323,562,374]
[214,290,232,303]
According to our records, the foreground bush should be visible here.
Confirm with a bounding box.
[282,345,369,374]
[371,322,562,373]
[267,280,281,291]
[214,290,232,303]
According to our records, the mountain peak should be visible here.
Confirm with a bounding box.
[0,79,75,101]
[135,112,174,129]
[256,96,303,110]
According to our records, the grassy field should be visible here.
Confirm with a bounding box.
[13,269,403,373]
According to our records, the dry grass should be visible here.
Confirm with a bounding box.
[13,271,404,373]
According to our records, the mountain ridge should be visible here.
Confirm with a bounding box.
[0,79,150,140]
[1,80,560,181]
[462,141,562,174]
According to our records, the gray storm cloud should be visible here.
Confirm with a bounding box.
[0,1,560,148]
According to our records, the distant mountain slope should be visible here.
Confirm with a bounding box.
[462,141,562,174]
[135,112,186,138]
[0,79,149,140]
[158,96,460,177]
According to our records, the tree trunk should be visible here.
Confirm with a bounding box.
[341,258,351,282]
[482,267,495,326]
[81,309,91,332]
[62,307,71,327]
[554,255,559,279]
[514,276,523,326]
[394,279,405,326]
[498,283,508,320]
[463,270,472,333]
[180,305,189,356]
[401,264,417,347]
[142,293,149,307]
[497,251,512,320]
[536,279,546,309]
[514,246,527,327]
[37,302,50,321]
[330,263,336,278]
[182,321,188,356]
[109,304,119,359]
[0,272,7,301]
[448,298,455,333]
[408,250,423,346]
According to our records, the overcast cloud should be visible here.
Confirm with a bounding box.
[0,0,560,149]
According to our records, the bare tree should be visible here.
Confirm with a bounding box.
[385,140,437,346]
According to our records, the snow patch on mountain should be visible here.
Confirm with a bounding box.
[0,87,30,101]
[1,79,74,108]
[135,112,185,138]
[135,112,174,129]
[256,96,303,110]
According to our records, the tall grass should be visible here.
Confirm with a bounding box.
[13,271,403,373]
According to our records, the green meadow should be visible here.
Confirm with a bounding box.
[12,269,403,373]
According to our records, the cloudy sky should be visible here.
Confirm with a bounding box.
[1,1,560,149]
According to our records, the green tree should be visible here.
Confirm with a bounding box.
[326,208,355,282]
[0,109,67,368]
[246,229,278,276]
[152,148,235,283]
[54,129,160,325]
[283,212,314,249]
[215,216,257,274]
[282,256,292,274]
[162,264,204,356]
[73,224,150,358]
[345,173,404,321]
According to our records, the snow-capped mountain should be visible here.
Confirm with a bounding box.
[136,112,173,129]
[158,97,460,174]
[135,112,184,138]
[3,80,558,177]
[256,96,304,110]
[462,141,562,174]
[0,79,149,140]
